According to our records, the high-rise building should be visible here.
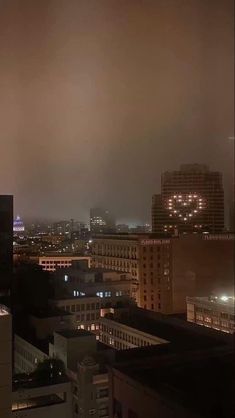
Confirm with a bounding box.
[92,233,234,314]
[0,195,13,291]
[0,305,12,418]
[90,208,116,234]
[152,164,224,234]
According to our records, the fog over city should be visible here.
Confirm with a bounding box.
[0,0,234,223]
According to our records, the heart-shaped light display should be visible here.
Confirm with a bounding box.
[165,194,206,222]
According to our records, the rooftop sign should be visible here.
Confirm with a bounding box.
[140,239,170,245]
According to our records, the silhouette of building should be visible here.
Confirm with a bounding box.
[0,305,12,418]
[152,164,224,234]
[0,195,13,292]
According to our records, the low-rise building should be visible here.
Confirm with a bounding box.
[52,296,101,334]
[100,316,168,350]
[14,334,49,374]
[53,262,137,305]
[12,377,72,418]
[187,295,235,333]
[38,255,91,272]
[29,307,76,339]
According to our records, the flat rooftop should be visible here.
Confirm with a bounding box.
[188,295,235,308]
[114,348,235,418]
[30,307,72,318]
[92,233,171,240]
[104,308,233,350]
[56,329,94,339]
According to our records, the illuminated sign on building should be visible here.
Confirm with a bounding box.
[203,234,235,240]
[13,216,25,233]
[140,239,170,245]
[166,194,206,222]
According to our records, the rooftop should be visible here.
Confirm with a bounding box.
[30,307,72,318]
[114,347,235,418]
[56,329,94,339]
[104,307,233,350]
[188,295,235,308]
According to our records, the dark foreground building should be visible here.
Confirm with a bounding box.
[0,195,13,292]
[108,308,234,418]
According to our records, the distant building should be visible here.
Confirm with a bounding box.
[187,295,235,334]
[53,262,137,307]
[90,208,116,234]
[13,215,25,234]
[152,164,224,234]
[0,305,12,418]
[116,224,130,233]
[130,224,151,233]
[92,233,234,314]
[0,195,13,291]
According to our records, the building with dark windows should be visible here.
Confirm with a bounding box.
[152,164,224,234]
[90,208,116,234]
[0,195,13,291]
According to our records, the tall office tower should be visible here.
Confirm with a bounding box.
[0,305,12,418]
[0,195,13,292]
[152,164,224,234]
[90,207,116,234]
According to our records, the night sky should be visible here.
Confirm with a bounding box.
[0,0,234,224]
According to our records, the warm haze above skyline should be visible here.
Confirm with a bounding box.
[0,0,234,224]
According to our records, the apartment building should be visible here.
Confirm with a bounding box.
[187,295,235,334]
[92,233,234,314]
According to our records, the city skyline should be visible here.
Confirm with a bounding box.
[0,0,234,221]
